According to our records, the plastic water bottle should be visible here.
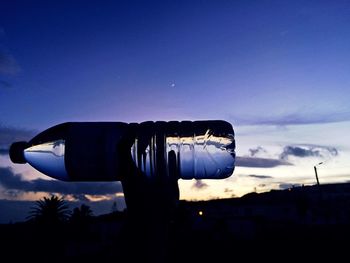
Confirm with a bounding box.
[9,120,235,181]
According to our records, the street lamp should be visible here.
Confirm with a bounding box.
[314,162,323,186]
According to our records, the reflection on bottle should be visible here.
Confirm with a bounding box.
[24,140,69,180]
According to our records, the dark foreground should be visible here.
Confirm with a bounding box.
[1,183,350,262]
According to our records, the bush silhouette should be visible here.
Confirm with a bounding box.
[70,204,94,223]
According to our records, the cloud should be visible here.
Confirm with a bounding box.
[0,167,123,196]
[0,50,20,75]
[191,179,208,190]
[280,144,338,160]
[71,194,91,202]
[249,146,267,157]
[236,156,292,168]
[0,125,35,151]
[247,174,273,179]
[224,188,236,197]
[231,111,350,126]
[0,148,8,155]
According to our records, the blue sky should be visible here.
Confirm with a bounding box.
[1,0,350,222]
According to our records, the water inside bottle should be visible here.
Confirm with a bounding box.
[130,128,235,180]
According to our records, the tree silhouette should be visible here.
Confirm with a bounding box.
[28,195,70,224]
[111,201,118,213]
[70,204,93,223]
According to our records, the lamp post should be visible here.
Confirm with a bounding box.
[313,162,323,186]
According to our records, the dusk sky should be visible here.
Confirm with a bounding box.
[1,0,350,223]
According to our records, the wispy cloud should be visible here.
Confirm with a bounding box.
[191,179,209,190]
[230,111,350,126]
[280,144,338,160]
[249,146,268,157]
[247,174,273,179]
[236,156,292,168]
[224,188,234,193]
[0,167,123,196]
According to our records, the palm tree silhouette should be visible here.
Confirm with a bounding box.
[28,195,70,224]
